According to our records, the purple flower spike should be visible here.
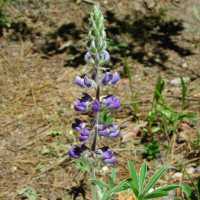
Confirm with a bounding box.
[99,147,116,165]
[102,95,120,109]
[111,72,120,84]
[100,50,110,62]
[74,93,92,112]
[92,100,100,113]
[68,144,87,158]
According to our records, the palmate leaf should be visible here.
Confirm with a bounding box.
[139,162,147,194]
[128,161,139,196]
[143,166,168,195]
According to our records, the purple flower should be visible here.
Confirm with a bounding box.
[79,128,90,141]
[74,93,92,112]
[97,124,120,137]
[68,144,87,158]
[102,72,120,85]
[84,52,94,63]
[102,95,120,109]
[72,119,86,131]
[99,147,116,165]
[75,75,93,88]
[111,72,120,84]
[72,119,90,142]
[100,50,110,62]
[92,100,100,113]
[102,72,113,85]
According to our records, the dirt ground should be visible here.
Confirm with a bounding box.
[0,0,200,199]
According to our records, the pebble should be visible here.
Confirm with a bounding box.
[182,62,188,68]
[173,172,183,179]
[169,77,190,86]
[186,167,195,174]
[195,166,200,173]
[100,166,109,175]
[161,190,176,200]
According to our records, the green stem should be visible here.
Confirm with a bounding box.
[90,57,101,199]
[91,59,100,152]
[91,167,99,200]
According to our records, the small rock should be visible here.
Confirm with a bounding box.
[11,166,17,172]
[182,62,188,68]
[144,0,156,9]
[195,166,200,173]
[161,190,176,200]
[173,172,183,179]
[169,77,190,87]
[186,167,195,174]
[100,166,109,175]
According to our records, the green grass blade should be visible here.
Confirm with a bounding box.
[127,161,139,195]
[139,162,147,194]
[102,180,129,200]
[143,189,168,199]
[158,184,179,192]
[143,166,168,195]
[108,168,117,189]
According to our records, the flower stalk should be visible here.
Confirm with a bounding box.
[68,4,121,199]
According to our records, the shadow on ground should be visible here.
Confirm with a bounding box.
[41,10,193,69]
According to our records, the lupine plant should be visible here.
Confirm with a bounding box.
[68,5,121,199]
[68,5,179,200]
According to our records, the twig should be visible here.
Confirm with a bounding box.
[77,0,95,4]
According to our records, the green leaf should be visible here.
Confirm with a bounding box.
[99,110,113,124]
[181,183,193,199]
[144,189,168,199]
[102,180,129,200]
[193,5,200,22]
[157,184,179,192]
[144,184,179,199]
[108,168,117,189]
[93,179,107,191]
[153,76,165,104]
[139,162,147,193]
[127,161,139,196]
[143,166,168,195]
